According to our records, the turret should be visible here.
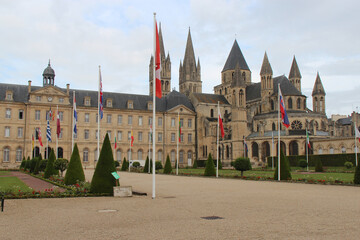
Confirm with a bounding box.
[260,52,273,99]
[312,72,326,114]
[289,56,302,92]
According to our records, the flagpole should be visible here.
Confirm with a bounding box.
[129,128,132,172]
[56,105,58,159]
[306,128,309,172]
[72,91,75,153]
[355,123,358,166]
[216,101,219,178]
[39,125,42,157]
[148,126,151,174]
[278,83,280,181]
[271,132,274,170]
[152,12,157,199]
[97,66,101,167]
[177,111,179,175]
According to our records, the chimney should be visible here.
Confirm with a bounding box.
[28,80,32,93]
[66,84,70,95]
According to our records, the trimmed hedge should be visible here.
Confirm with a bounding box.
[163,155,172,174]
[274,150,292,180]
[64,144,84,185]
[267,153,360,167]
[204,153,216,176]
[44,150,56,178]
[354,164,360,184]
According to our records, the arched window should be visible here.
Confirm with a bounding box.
[187,151,192,163]
[329,147,334,154]
[116,149,121,162]
[83,148,89,162]
[16,147,22,162]
[289,141,298,155]
[320,99,323,112]
[94,149,98,162]
[304,99,306,109]
[157,150,162,161]
[57,147,63,158]
[314,97,318,111]
[210,109,214,118]
[226,145,230,159]
[239,89,244,106]
[252,142,259,157]
[271,100,274,110]
[171,150,175,162]
[242,72,246,81]
[297,98,301,109]
[33,147,40,158]
[288,98,293,109]
[137,150,143,160]
[272,122,276,131]
[127,149,132,160]
[318,148,323,154]
[179,150,184,163]
[219,89,222,95]
[341,146,346,153]
[3,147,10,162]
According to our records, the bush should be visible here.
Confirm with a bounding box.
[65,144,85,185]
[143,156,150,173]
[132,161,140,168]
[121,157,128,171]
[354,165,360,184]
[55,158,69,177]
[30,157,37,173]
[44,149,56,179]
[155,161,163,170]
[90,134,118,194]
[217,158,222,170]
[39,159,48,172]
[344,161,353,169]
[274,150,292,180]
[298,159,307,169]
[315,158,323,172]
[20,157,26,169]
[34,154,42,175]
[231,157,251,177]
[204,153,216,176]
[163,155,172,174]
[114,161,120,167]
[193,159,198,169]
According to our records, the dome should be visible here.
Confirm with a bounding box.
[43,60,55,76]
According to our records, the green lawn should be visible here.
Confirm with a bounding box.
[0,171,11,176]
[0,176,33,193]
[166,168,355,183]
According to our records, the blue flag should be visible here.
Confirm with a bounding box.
[46,120,51,142]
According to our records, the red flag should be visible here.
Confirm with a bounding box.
[56,107,61,137]
[114,136,117,149]
[155,21,162,98]
[355,123,360,143]
[131,130,134,147]
[218,107,225,138]
[279,86,290,128]
[38,128,43,147]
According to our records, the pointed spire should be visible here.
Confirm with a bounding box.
[312,72,326,96]
[197,57,200,69]
[183,27,196,68]
[260,52,273,75]
[158,22,166,61]
[289,56,301,79]
[48,59,51,66]
[222,39,250,72]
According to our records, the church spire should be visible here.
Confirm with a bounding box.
[289,56,302,92]
[183,27,196,69]
[312,72,325,96]
[159,22,166,61]
[312,72,326,114]
[222,39,250,72]
[260,52,273,75]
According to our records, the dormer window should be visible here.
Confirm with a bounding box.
[5,91,13,101]
[84,97,91,106]
[106,99,112,107]
[59,98,64,103]
[127,101,133,109]
[148,102,153,110]
[36,96,42,102]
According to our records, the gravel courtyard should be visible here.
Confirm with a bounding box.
[1,170,359,240]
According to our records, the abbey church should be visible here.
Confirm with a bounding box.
[0,26,359,169]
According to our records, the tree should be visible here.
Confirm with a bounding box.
[298,159,307,169]
[155,161,163,170]
[24,157,31,171]
[274,150,292,180]
[193,159,198,169]
[121,157,128,171]
[354,164,360,184]
[30,157,37,173]
[204,153,216,176]
[55,158,69,177]
[90,134,118,194]
[20,157,26,169]
[143,156,150,173]
[232,157,252,177]
[39,159,48,172]
[33,154,42,175]
[163,155,172,174]
[64,144,85,185]
[315,158,323,172]
[44,149,56,179]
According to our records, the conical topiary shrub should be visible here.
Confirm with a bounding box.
[354,164,360,184]
[274,150,292,180]
[121,157,128,171]
[315,158,323,172]
[163,155,172,174]
[90,134,118,194]
[218,158,222,170]
[204,153,216,176]
[193,159,198,169]
[24,157,31,171]
[64,144,85,185]
[30,157,37,173]
[20,157,26,169]
[34,154,42,175]
[44,149,56,179]
[143,156,149,173]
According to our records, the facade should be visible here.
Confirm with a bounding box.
[1,30,360,169]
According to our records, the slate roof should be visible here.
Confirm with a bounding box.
[191,93,230,105]
[0,83,194,113]
[246,75,303,101]
[222,40,250,72]
[336,117,351,126]
[43,60,55,76]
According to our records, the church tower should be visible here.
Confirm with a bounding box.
[149,23,171,97]
[43,60,55,86]
[260,52,273,99]
[179,28,201,96]
[312,72,326,114]
[289,56,302,93]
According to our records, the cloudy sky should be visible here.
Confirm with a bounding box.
[0,0,359,117]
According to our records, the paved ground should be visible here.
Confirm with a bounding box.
[1,170,360,240]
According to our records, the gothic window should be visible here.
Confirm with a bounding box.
[288,98,293,109]
[297,98,301,109]
[291,120,302,130]
[252,142,259,157]
[314,97,318,111]
[271,100,274,110]
[210,109,214,118]
[289,141,298,155]
[239,89,244,106]
[226,145,230,159]
[242,72,246,81]
[320,98,323,112]
[304,99,306,109]
[272,122,276,131]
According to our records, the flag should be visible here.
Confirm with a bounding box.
[114,136,117,149]
[178,115,182,142]
[218,107,225,138]
[46,120,51,142]
[306,129,311,149]
[56,106,61,137]
[32,134,34,150]
[150,125,153,143]
[355,123,360,143]
[99,68,104,119]
[155,20,162,98]
[48,108,54,121]
[131,129,134,147]
[38,128,43,147]
[73,93,77,134]
[279,86,290,128]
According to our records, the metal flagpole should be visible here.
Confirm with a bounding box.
[97,66,101,167]
[148,126,151,174]
[152,13,157,199]
[216,101,219,178]
[177,111,179,175]
[56,105,58,159]
[306,128,309,172]
[271,132,274,170]
[72,91,75,153]
[129,128,132,172]
[278,83,281,181]
[355,122,358,166]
